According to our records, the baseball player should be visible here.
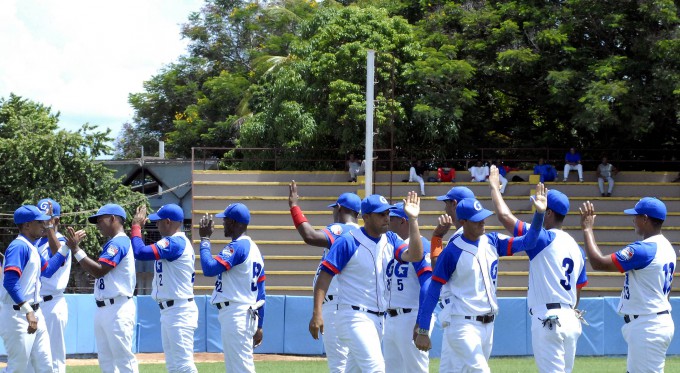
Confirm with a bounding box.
[489,166,588,373]
[288,181,360,372]
[384,202,432,373]
[198,203,265,373]
[131,204,198,373]
[33,198,70,373]
[66,203,138,373]
[414,190,547,372]
[580,197,676,373]
[309,192,424,372]
[0,205,69,373]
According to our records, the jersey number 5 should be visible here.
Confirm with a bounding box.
[560,258,574,291]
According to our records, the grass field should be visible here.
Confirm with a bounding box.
[62,356,680,372]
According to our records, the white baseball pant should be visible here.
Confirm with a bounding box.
[409,168,426,196]
[383,309,429,373]
[217,302,258,373]
[598,177,614,194]
[441,315,494,373]
[529,305,581,373]
[435,302,454,373]
[160,299,199,373]
[0,305,52,373]
[321,301,359,373]
[336,306,385,373]
[41,295,68,373]
[94,296,138,373]
[622,312,674,373]
[563,164,583,181]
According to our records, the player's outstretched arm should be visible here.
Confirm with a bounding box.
[489,165,519,233]
[401,191,424,262]
[66,227,114,278]
[579,201,618,272]
[430,214,453,269]
[309,271,331,339]
[289,181,329,247]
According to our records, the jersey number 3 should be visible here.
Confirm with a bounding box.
[560,258,575,291]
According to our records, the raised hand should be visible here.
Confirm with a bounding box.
[132,205,147,226]
[288,180,299,208]
[199,213,214,238]
[403,191,421,220]
[579,201,597,230]
[489,165,501,191]
[432,214,453,237]
[531,183,548,213]
[65,227,86,250]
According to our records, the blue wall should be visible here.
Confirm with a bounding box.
[1,295,678,357]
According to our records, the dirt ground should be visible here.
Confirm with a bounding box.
[0,353,325,367]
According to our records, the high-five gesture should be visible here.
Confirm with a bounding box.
[403,191,421,220]
[531,183,548,213]
[199,213,214,239]
[65,227,86,251]
[489,165,501,191]
[288,180,299,208]
[132,205,147,226]
[579,201,597,230]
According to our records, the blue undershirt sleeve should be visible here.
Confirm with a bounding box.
[3,271,24,304]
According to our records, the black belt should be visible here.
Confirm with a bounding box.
[546,303,564,310]
[158,298,194,310]
[387,308,412,317]
[13,303,39,311]
[215,301,230,310]
[351,305,385,317]
[464,314,495,324]
[323,295,334,304]
[96,296,131,308]
[43,295,54,302]
[624,310,669,324]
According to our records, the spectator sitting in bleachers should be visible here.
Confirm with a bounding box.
[534,158,557,182]
[469,160,489,182]
[437,162,456,183]
[347,153,365,182]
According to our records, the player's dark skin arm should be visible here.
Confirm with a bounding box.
[309,271,332,339]
[65,227,115,278]
[289,181,328,247]
[489,165,518,233]
[579,202,619,272]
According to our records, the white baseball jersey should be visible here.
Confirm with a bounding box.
[386,236,432,309]
[440,226,464,301]
[95,232,136,300]
[313,222,360,297]
[150,232,195,301]
[36,232,71,296]
[512,221,588,309]
[0,235,42,305]
[321,229,409,312]
[611,234,676,315]
[210,235,265,305]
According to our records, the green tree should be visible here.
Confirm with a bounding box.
[0,95,146,256]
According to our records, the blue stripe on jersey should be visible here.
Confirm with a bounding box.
[431,240,463,284]
[152,236,187,262]
[322,223,358,249]
[216,239,249,269]
[2,270,23,304]
[98,236,131,268]
[411,236,432,276]
[322,234,359,274]
[614,241,656,272]
[3,238,30,275]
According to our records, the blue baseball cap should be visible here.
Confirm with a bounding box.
[14,205,51,224]
[456,198,493,222]
[361,194,395,214]
[88,204,127,224]
[389,202,409,220]
[149,204,184,222]
[547,190,569,216]
[436,186,475,202]
[216,203,251,225]
[624,197,666,221]
[37,198,61,217]
[328,193,361,213]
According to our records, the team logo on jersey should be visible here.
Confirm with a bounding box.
[329,224,343,235]
[221,247,234,258]
[379,196,388,204]
[156,238,170,249]
[106,246,119,256]
[473,200,483,211]
[424,253,431,264]
[616,247,635,262]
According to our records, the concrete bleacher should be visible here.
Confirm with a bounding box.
[191,169,680,297]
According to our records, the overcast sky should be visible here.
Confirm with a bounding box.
[0,0,204,140]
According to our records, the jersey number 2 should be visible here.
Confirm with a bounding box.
[251,262,263,291]
[560,258,574,291]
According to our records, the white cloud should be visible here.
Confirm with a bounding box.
[0,0,203,138]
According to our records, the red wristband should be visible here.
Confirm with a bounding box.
[131,225,142,238]
[431,236,443,259]
[290,206,308,228]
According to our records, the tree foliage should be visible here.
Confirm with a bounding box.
[0,94,146,256]
[122,0,680,164]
